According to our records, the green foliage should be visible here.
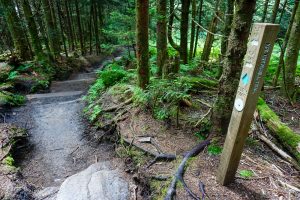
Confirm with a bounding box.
[207,144,222,156]
[2,155,14,166]
[88,105,102,122]
[0,91,25,106]
[147,78,192,120]
[194,131,207,141]
[239,170,254,179]
[100,64,128,87]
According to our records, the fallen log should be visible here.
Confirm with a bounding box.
[180,77,218,91]
[164,139,211,200]
[257,98,300,164]
[254,119,300,171]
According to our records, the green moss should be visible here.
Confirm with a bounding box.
[150,179,172,200]
[2,156,14,166]
[257,98,300,163]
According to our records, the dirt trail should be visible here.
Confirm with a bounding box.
[6,56,119,188]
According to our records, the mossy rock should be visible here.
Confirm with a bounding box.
[257,98,300,164]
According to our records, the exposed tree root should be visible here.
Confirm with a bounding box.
[103,98,133,112]
[164,139,211,200]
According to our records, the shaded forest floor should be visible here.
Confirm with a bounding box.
[90,84,300,200]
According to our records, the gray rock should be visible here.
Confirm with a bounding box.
[56,162,129,200]
[34,187,59,200]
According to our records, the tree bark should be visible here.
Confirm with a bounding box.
[156,0,168,77]
[200,0,220,62]
[56,0,68,58]
[0,0,31,59]
[193,0,203,57]
[75,0,85,55]
[21,0,45,60]
[179,0,191,64]
[188,0,196,61]
[93,0,101,55]
[273,0,299,87]
[168,0,180,52]
[281,3,300,99]
[270,0,281,23]
[218,0,234,78]
[136,0,150,89]
[212,0,256,135]
[41,0,61,57]
[261,0,269,22]
[65,0,75,51]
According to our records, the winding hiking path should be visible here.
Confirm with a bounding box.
[7,56,130,200]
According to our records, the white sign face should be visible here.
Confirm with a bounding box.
[234,98,244,112]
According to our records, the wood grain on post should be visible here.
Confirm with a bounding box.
[217,23,279,185]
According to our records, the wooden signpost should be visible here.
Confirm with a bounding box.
[217,23,280,185]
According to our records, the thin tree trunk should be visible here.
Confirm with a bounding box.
[179,0,191,64]
[89,2,93,54]
[93,0,100,55]
[56,0,68,58]
[193,0,203,57]
[65,0,75,51]
[136,0,150,89]
[0,0,31,59]
[168,0,180,52]
[278,0,288,24]
[218,0,234,78]
[212,0,256,135]
[75,0,85,55]
[188,0,196,61]
[271,0,281,23]
[272,0,299,87]
[156,0,168,77]
[21,0,45,60]
[41,0,61,57]
[261,0,269,22]
[201,0,220,62]
[281,2,300,99]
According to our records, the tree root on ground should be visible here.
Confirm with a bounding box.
[103,98,133,112]
[164,139,211,200]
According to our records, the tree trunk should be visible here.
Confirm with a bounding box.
[156,0,168,77]
[193,0,203,57]
[188,0,196,61]
[261,0,269,22]
[270,0,281,23]
[179,0,191,64]
[212,0,256,135]
[21,0,45,60]
[41,0,61,57]
[281,3,300,99]
[56,0,68,58]
[33,0,51,56]
[218,0,234,78]
[168,0,180,52]
[200,0,220,62]
[65,0,75,51]
[75,0,85,55]
[273,0,299,87]
[278,0,288,24]
[0,0,31,60]
[136,0,150,89]
[93,0,100,55]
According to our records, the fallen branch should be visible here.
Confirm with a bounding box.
[164,139,211,200]
[254,119,300,171]
[194,108,212,127]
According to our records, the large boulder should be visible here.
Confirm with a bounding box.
[56,162,129,200]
